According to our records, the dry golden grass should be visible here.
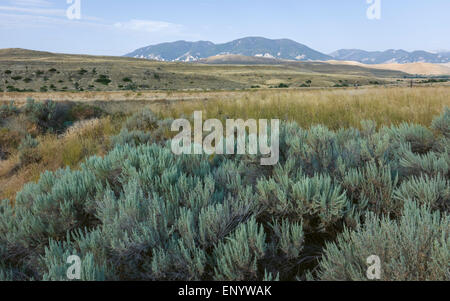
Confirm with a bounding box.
[153,86,450,129]
[0,117,120,201]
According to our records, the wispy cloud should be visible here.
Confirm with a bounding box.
[1,1,182,35]
[0,5,65,16]
[0,12,107,29]
[1,0,63,16]
[9,0,52,7]
[114,19,183,34]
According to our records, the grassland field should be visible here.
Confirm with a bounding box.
[0,48,449,208]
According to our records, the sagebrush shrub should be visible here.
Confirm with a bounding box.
[110,129,153,147]
[124,109,159,132]
[213,217,266,281]
[399,143,449,178]
[431,107,449,138]
[394,174,449,213]
[0,109,449,281]
[257,170,349,233]
[18,135,41,166]
[23,98,60,132]
[315,201,449,281]
[385,123,435,154]
[0,101,19,120]
[340,163,399,216]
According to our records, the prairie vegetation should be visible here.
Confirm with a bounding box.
[0,85,448,281]
[0,48,424,94]
[1,86,449,200]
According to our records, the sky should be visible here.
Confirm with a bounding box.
[0,0,449,56]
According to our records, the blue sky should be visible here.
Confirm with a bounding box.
[0,0,449,56]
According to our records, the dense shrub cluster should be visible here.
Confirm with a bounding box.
[0,108,448,281]
[0,99,105,162]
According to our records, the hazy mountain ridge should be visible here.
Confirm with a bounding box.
[125,37,450,64]
[329,49,450,64]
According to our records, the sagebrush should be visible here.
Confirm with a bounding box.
[0,108,448,281]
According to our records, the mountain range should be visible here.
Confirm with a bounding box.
[329,49,450,64]
[125,37,450,64]
[125,37,330,62]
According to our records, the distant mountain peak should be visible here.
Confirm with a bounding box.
[124,37,332,62]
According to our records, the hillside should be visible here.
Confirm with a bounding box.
[325,60,450,76]
[0,48,410,95]
[198,54,283,65]
[199,54,410,77]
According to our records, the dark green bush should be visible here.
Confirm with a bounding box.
[6,86,17,92]
[95,75,111,85]
[68,103,104,121]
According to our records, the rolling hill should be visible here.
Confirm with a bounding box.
[325,60,450,76]
[0,48,419,98]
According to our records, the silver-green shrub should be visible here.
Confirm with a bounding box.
[315,201,449,281]
[0,109,448,281]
